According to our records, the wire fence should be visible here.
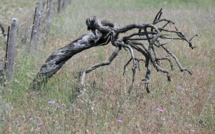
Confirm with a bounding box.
[0,0,72,82]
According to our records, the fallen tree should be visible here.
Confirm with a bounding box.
[31,9,197,94]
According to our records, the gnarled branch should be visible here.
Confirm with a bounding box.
[31,9,197,98]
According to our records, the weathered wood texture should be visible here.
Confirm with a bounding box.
[5,19,18,81]
[57,0,62,13]
[31,18,117,89]
[47,0,52,26]
[62,0,66,10]
[31,33,108,89]
[68,0,72,4]
[31,9,197,93]
[31,2,42,50]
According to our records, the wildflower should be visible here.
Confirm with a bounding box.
[48,101,55,104]
[56,105,60,109]
[156,108,160,111]
[11,121,15,124]
[159,109,164,112]
[36,116,40,119]
[30,117,34,120]
[110,64,115,68]
[37,91,41,94]
[97,123,100,126]
[16,121,21,126]
[2,118,5,121]
[62,104,66,107]
[39,122,43,126]
[162,118,166,121]
[117,120,123,123]
[177,86,182,89]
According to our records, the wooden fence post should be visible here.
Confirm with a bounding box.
[47,0,52,27]
[5,18,18,82]
[62,0,66,10]
[68,0,72,4]
[30,2,42,50]
[57,0,62,13]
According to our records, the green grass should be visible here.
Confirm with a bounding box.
[1,0,215,133]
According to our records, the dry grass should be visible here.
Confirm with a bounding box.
[1,0,215,133]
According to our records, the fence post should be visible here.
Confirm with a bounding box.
[57,0,62,13]
[62,0,66,10]
[30,2,42,50]
[68,0,72,4]
[47,0,52,27]
[5,18,18,82]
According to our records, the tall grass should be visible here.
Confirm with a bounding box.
[1,0,215,133]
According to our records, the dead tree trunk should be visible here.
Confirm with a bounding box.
[31,18,117,89]
[31,9,197,94]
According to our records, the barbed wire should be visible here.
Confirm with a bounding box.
[15,5,37,19]
[17,16,34,30]
[0,19,10,27]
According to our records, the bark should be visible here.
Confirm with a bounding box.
[31,17,116,89]
[31,33,108,89]
[31,9,197,94]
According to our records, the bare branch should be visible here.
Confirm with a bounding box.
[30,9,197,118]
[122,31,157,40]
[153,8,163,24]
[189,34,198,42]
[123,58,132,75]
[143,65,151,93]
[30,32,111,89]
[123,57,145,75]
[117,42,137,94]
[31,10,197,113]
[161,45,192,74]
[156,57,174,71]
[80,46,121,86]
[0,22,7,43]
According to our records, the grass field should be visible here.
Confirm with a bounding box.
[1,0,215,133]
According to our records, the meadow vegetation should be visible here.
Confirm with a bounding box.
[1,0,215,133]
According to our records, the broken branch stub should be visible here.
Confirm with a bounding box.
[0,22,7,43]
[31,9,197,95]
